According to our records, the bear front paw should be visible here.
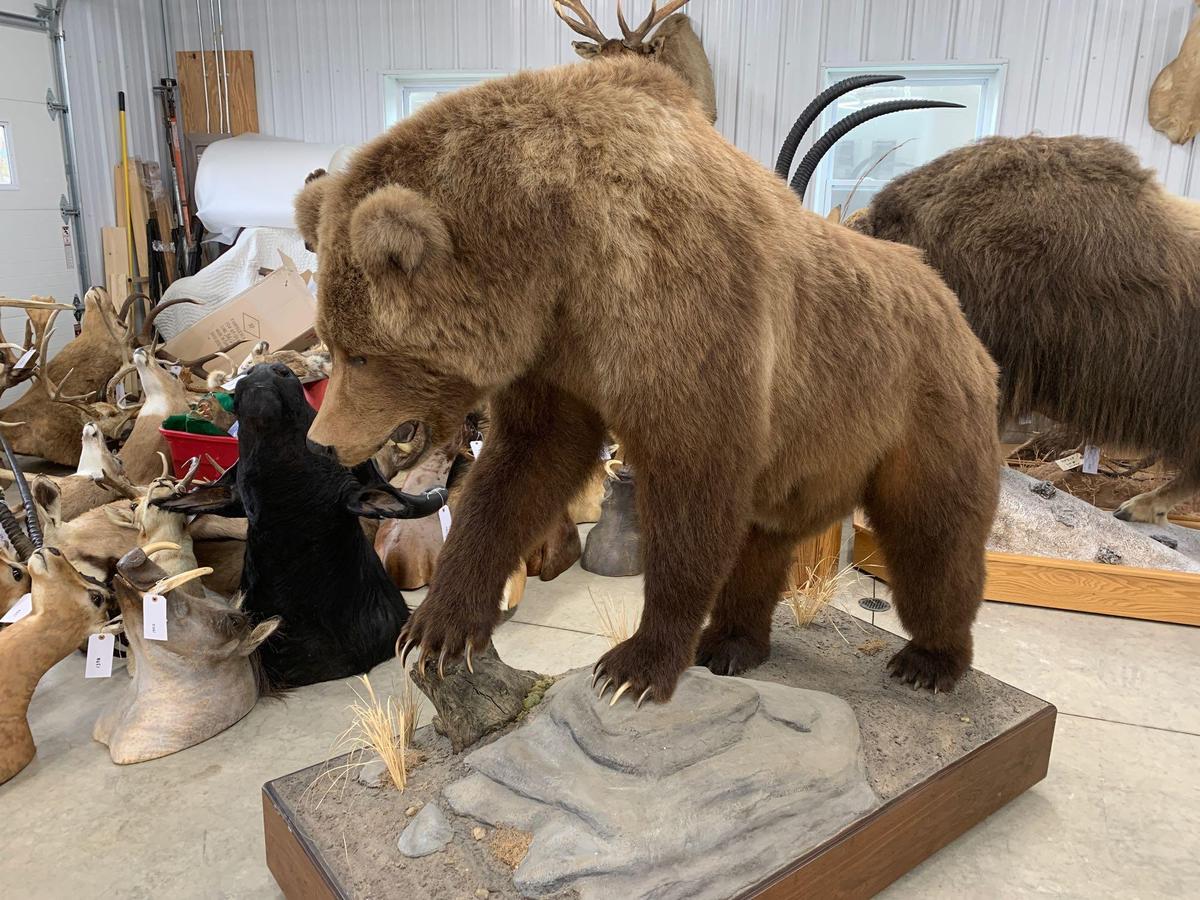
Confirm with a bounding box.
[399,593,500,678]
[592,632,693,708]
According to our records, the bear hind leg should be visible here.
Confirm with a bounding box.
[863,438,996,692]
[695,524,798,676]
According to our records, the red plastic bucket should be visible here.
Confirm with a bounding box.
[159,378,329,480]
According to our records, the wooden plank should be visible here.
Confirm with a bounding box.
[101,226,130,310]
[175,50,259,135]
[854,526,1200,627]
[744,705,1056,899]
[791,521,844,586]
[262,784,344,900]
[113,160,150,282]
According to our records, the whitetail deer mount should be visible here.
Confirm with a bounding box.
[554,0,717,123]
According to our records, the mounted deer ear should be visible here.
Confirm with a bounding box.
[295,169,331,252]
[31,476,61,530]
[349,185,451,279]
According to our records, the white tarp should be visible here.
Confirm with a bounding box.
[194,133,355,242]
[156,227,317,340]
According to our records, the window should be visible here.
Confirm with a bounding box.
[0,122,16,189]
[383,72,505,126]
[810,64,1004,217]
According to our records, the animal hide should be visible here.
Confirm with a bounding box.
[1150,1,1200,144]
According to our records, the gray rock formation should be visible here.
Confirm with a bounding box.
[991,468,1200,572]
[397,802,453,858]
[356,758,390,789]
[444,668,877,900]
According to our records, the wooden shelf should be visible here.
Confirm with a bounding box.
[854,526,1200,627]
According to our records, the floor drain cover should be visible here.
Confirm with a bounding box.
[858,597,891,613]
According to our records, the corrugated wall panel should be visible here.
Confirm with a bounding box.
[65,0,1200,280]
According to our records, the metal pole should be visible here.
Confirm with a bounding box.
[207,0,225,132]
[158,0,172,76]
[0,10,46,31]
[195,0,210,132]
[44,0,91,300]
[216,0,231,133]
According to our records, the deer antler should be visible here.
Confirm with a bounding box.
[42,367,138,439]
[0,306,61,399]
[553,0,609,43]
[92,465,144,502]
[616,0,689,46]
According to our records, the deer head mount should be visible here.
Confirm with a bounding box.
[554,0,717,123]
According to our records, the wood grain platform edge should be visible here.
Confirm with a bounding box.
[263,782,345,900]
[742,704,1057,900]
[854,525,1200,627]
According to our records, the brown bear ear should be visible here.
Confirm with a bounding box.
[349,185,451,278]
[295,170,331,252]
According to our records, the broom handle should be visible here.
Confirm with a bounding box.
[119,91,133,294]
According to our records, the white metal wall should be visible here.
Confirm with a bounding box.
[66,0,1200,278]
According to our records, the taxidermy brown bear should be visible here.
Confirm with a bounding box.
[299,56,1001,704]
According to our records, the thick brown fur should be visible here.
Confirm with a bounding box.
[301,57,1000,702]
[851,135,1200,523]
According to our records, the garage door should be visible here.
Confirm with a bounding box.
[0,6,76,367]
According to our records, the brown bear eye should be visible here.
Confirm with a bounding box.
[349,355,367,368]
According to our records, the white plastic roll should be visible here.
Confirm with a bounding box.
[194,134,356,241]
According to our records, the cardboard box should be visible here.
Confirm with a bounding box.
[162,251,317,367]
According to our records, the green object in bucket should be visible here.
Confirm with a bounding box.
[161,412,231,436]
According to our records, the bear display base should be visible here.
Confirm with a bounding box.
[262,607,1055,899]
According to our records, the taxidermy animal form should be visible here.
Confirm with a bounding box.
[157,363,447,688]
[1,289,137,466]
[554,0,717,123]
[298,57,1001,704]
[0,297,73,401]
[93,547,278,764]
[0,547,108,784]
[1150,1,1200,144]
[847,134,1200,525]
[111,348,190,484]
[0,422,116,521]
[581,465,643,577]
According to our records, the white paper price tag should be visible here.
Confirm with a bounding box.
[85,633,114,678]
[115,382,127,403]
[1055,452,1084,471]
[1,593,33,623]
[11,347,36,372]
[169,364,183,377]
[1082,445,1100,475]
[143,593,169,641]
[599,443,612,461]
[469,439,483,458]
[228,421,240,438]
[438,505,452,541]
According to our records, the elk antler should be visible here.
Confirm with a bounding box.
[616,0,689,46]
[553,0,608,43]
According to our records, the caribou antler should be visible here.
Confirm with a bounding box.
[617,0,689,46]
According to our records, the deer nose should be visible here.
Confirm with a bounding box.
[306,438,339,462]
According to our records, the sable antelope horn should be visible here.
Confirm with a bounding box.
[0,430,39,557]
[789,99,966,201]
[774,74,906,180]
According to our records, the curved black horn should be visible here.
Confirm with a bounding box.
[0,432,39,557]
[789,99,966,201]
[774,74,905,180]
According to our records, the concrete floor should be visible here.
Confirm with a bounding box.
[2,554,1198,898]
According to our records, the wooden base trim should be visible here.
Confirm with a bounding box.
[263,784,345,900]
[854,526,1200,627]
[743,705,1056,899]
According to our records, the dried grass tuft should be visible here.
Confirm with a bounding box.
[490,826,533,870]
[589,588,638,648]
[782,557,858,627]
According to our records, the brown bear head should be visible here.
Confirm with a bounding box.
[296,168,493,466]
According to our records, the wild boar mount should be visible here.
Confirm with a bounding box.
[156,363,447,688]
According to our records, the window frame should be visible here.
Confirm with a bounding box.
[382,70,507,126]
[0,120,18,191]
[811,62,1007,216]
